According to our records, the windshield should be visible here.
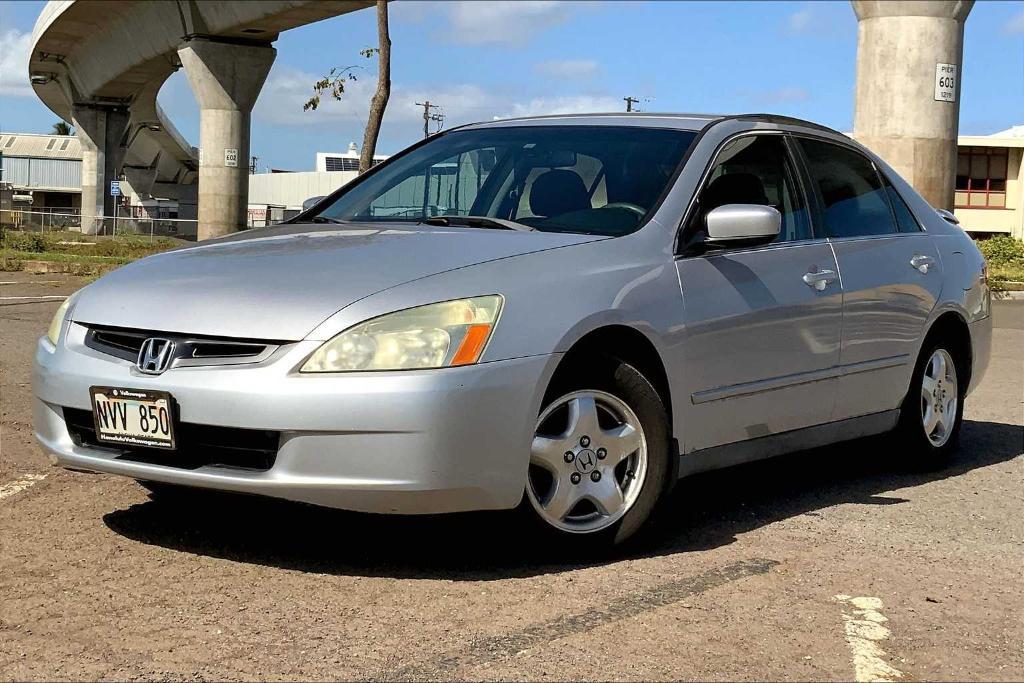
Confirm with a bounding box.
[311,126,698,236]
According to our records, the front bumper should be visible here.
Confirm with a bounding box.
[33,323,555,514]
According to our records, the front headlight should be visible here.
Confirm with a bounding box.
[301,295,503,372]
[46,297,72,345]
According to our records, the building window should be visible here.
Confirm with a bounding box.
[956,147,1007,208]
[324,157,360,172]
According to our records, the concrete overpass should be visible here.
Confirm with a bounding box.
[28,1,973,240]
[28,0,371,238]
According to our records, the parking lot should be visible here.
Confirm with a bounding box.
[1,270,1021,681]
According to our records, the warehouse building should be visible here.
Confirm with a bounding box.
[0,132,82,213]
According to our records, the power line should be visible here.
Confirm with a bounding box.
[415,100,444,138]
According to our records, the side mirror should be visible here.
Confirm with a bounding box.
[705,204,781,244]
[302,195,327,212]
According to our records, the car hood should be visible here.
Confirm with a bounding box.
[71,223,605,340]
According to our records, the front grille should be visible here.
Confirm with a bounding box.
[83,325,281,368]
[63,407,280,471]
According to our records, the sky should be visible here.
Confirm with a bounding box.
[1,0,1022,171]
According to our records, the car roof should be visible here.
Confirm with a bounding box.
[458,112,845,137]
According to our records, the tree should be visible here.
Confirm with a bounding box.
[51,121,73,136]
[304,0,391,175]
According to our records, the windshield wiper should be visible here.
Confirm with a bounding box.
[422,215,535,232]
[308,215,346,224]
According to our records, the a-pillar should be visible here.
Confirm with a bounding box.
[72,105,129,235]
[852,1,974,210]
[178,38,275,240]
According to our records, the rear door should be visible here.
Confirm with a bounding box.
[674,133,843,452]
[796,137,942,419]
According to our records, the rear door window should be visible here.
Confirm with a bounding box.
[798,138,897,238]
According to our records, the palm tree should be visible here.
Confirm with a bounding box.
[51,121,73,136]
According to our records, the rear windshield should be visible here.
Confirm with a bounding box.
[312,126,697,236]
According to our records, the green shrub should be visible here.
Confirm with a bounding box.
[977,234,1024,267]
[2,231,47,253]
[0,255,24,271]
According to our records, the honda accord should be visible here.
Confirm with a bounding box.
[34,113,991,547]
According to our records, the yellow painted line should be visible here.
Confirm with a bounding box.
[834,595,904,682]
[0,473,48,501]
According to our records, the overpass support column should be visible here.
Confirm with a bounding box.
[72,105,129,235]
[178,39,276,240]
[852,1,973,210]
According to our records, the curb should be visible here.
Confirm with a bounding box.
[19,259,120,276]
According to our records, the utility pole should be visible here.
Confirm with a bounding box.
[623,96,640,113]
[415,100,444,138]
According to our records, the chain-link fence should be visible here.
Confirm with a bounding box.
[0,210,198,240]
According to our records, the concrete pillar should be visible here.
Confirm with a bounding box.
[72,105,129,234]
[852,1,973,210]
[178,38,275,240]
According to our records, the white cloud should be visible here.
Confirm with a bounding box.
[442,1,575,46]
[498,95,622,119]
[534,59,600,81]
[253,66,620,143]
[741,87,811,105]
[0,29,33,97]
[1004,10,1024,35]
[786,8,813,34]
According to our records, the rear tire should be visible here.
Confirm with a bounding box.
[894,340,965,468]
[521,356,672,550]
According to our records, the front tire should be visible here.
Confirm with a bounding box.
[523,358,672,548]
[894,341,965,467]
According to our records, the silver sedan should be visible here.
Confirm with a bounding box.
[34,113,991,547]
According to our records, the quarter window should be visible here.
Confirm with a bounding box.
[956,147,1007,208]
[691,135,811,243]
[880,174,921,233]
[798,138,897,238]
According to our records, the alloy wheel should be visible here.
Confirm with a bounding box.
[527,390,648,534]
[920,348,958,448]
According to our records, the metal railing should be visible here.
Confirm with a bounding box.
[1,210,199,240]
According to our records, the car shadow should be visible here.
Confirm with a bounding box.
[103,419,1022,580]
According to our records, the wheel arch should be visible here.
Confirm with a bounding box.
[922,310,973,393]
[546,324,673,426]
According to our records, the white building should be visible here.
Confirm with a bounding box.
[247,143,388,223]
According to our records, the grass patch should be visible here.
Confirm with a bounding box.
[0,249,132,264]
[989,263,1024,288]
[2,230,180,259]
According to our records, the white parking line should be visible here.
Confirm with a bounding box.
[0,295,68,301]
[834,595,904,682]
[0,280,61,285]
[0,473,48,501]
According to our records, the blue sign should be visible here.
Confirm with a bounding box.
[109,180,121,197]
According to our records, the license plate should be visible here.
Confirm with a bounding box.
[90,387,176,450]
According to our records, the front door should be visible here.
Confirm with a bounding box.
[674,134,843,452]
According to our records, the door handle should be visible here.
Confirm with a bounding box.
[802,269,837,291]
[910,254,935,274]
